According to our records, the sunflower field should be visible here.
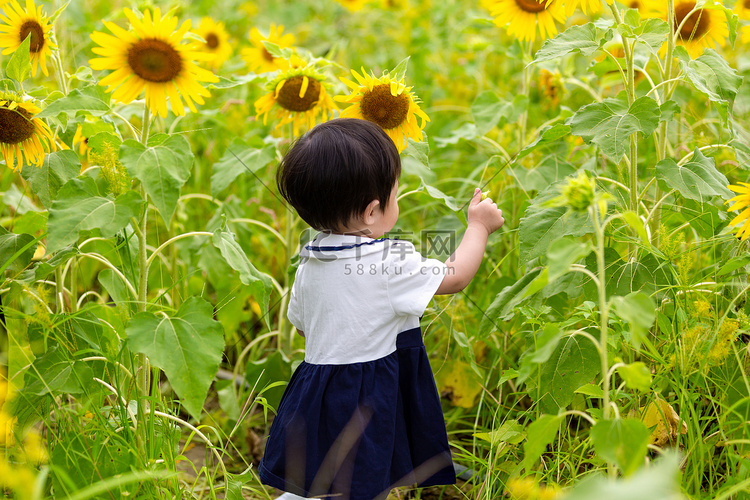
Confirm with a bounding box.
[1,0,750,498]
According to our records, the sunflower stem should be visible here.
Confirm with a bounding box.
[53,52,68,96]
[135,106,151,402]
[652,0,676,248]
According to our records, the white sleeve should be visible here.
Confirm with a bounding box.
[386,241,447,317]
[286,266,304,331]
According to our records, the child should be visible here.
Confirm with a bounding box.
[259,118,505,500]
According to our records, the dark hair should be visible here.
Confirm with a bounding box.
[276,118,401,231]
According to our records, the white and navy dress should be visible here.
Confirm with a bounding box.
[259,233,456,500]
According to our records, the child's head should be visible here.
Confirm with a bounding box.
[277,118,401,233]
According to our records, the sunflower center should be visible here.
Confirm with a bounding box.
[276,76,321,112]
[629,0,640,8]
[514,0,547,13]
[745,0,750,8]
[127,38,182,83]
[674,2,710,41]
[360,84,410,130]
[0,106,35,145]
[205,33,219,49]
[19,21,45,53]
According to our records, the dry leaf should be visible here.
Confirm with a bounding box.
[637,398,688,447]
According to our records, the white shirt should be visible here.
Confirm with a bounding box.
[287,233,448,365]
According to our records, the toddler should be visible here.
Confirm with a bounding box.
[259,118,505,500]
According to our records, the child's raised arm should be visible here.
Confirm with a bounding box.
[435,188,505,295]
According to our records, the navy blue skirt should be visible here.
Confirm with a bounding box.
[258,328,456,500]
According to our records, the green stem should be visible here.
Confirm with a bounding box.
[54,268,64,313]
[53,51,68,96]
[591,202,614,479]
[651,0,676,246]
[135,106,151,398]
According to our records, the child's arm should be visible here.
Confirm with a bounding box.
[435,188,505,295]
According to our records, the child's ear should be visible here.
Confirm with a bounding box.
[362,199,381,225]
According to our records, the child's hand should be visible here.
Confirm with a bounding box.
[468,188,505,234]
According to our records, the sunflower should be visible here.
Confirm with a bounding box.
[656,0,728,58]
[335,67,430,153]
[72,124,90,168]
[195,17,232,70]
[733,0,750,43]
[255,65,337,137]
[241,24,296,73]
[0,92,56,170]
[620,0,658,18]
[726,182,750,241]
[0,0,57,77]
[89,8,219,118]
[335,0,373,11]
[563,0,613,16]
[482,0,567,43]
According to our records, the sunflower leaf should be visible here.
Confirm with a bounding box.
[119,135,194,224]
[532,23,612,64]
[20,150,81,209]
[5,34,31,83]
[126,297,225,420]
[37,85,111,119]
[656,148,733,202]
[678,49,742,127]
[591,419,650,477]
[47,177,144,252]
[391,57,410,82]
[537,335,601,413]
[567,93,661,162]
[48,1,71,23]
[212,229,273,331]
[211,139,276,197]
[471,91,527,136]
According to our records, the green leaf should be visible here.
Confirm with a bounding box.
[207,73,261,89]
[568,94,661,161]
[98,268,134,310]
[725,9,739,48]
[6,34,31,83]
[20,150,81,209]
[509,155,576,192]
[679,49,742,125]
[516,124,571,159]
[591,419,650,476]
[537,335,601,413]
[621,211,650,246]
[680,198,727,238]
[471,91,527,136]
[522,415,563,470]
[212,229,273,330]
[37,85,110,119]
[546,236,592,282]
[119,135,193,224]
[245,350,292,409]
[619,17,670,54]
[422,183,460,211]
[126,297,225,420]
[391,56,410,81]
[611,292,655,349]
[655,148,733,202]
[30,246,78,282]
[211,140,276,197]
[533,23,612,63]
[225,467,255,500]
[575,383,604,398]
[0,231,36,273]
[565,452,682,500]
[518,183,593,262]
[474,420,525,447]
[617,362,652,392]
[479,268,543,337]
[87,131,122,155]
[529,323,563,364]
[402,139,432,181]
[47,177,143,252]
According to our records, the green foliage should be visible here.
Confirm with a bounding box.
[126,297,225,420]
[47,176,143,252]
